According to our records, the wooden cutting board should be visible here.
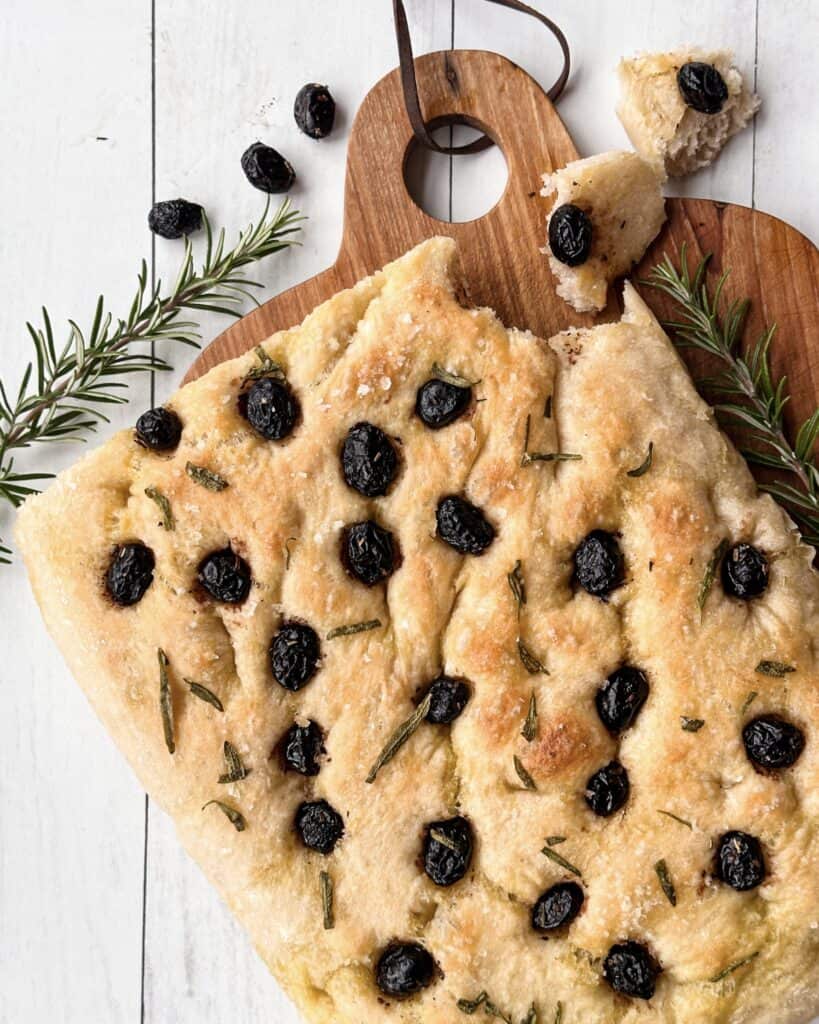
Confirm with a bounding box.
[184,49,818,448]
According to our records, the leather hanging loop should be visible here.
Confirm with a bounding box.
[392,0,571,156]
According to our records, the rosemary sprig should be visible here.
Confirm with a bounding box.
[645,248,819,548]
[0,199,302,559]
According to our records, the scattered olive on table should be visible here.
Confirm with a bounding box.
[294,82,336,138]
[147,198,203,239]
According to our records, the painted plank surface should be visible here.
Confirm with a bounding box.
[1,2,817,1023]
[0,1,151,1022]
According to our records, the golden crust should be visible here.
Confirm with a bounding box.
[16,239,819,1024]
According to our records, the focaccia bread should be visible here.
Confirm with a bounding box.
[617,49,761,177]
[541,151,665,313]
[16,238,819,1024]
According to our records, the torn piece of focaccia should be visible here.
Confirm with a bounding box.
[541,150,666,312]
[617,48,761,177]
[17,238,819,1024]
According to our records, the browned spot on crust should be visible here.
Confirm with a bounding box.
[526,713,602,782]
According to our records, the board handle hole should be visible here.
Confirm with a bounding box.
[404,117,508,224]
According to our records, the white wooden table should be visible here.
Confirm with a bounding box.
[1,2,816,1021]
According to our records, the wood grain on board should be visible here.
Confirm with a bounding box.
[184,49,819,455]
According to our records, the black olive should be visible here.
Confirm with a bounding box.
[280,720,324,776]
[240,377,300,441]
[677,61,729,114]
[106,543,155,606]
[280,720,324,774]
[424,676,471,724]
[240,141,295,193]
[416,378,471,429]
[197,547,251,604]
[295,799,344,854]
[548,203,593,267]
[423,816,473,887]
[293,83,336,139]
[147,198,203,239]
[573,530,624,598]
[341,422,399,497]
[270,622,321,692]
[715,831,766,891]
[341,520,398,586]
[135,407,183,451]
[436,495,495,555]
[531,881,584,932]
[721,543,769,599]
[595,667,649,735]
[585,760,630,817]
[375,942,436,998]
[742,715,805,771]
[603,941,661,1000]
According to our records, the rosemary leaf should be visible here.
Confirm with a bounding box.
[0,199,302,565]
[522,691,538,742]
[284,536,297,570]
[241,345,284,383]
[456,991,488,1015]
[521,1005,538,1024]
[681,716,705,733]
[755,660,796,677]
[541,845,582,878]
[326,619,382,640]
[654,859,677,906]
[430,828,459,852]
[320,870,334,930]
[184,678,224,712]
[709,951,759,983]
[657,809,693,830]
[741,691,759,715]
[366,691,432,784]
[513,755,537,791]
[524,451,582,464]
[545,835,566,846]
[144,486,174,530]
[521,415,580,465]
[554,1003,563,1024]
[218,740,250,783]
[507,560,527,614]
[157,648,175,755]
[627,441,654,478]
[517,638,549,675]
[432,362,479,389]
[202,799,246,832]
[186,461,228,492]
[544,395,552,419]
[698,539,728,612]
